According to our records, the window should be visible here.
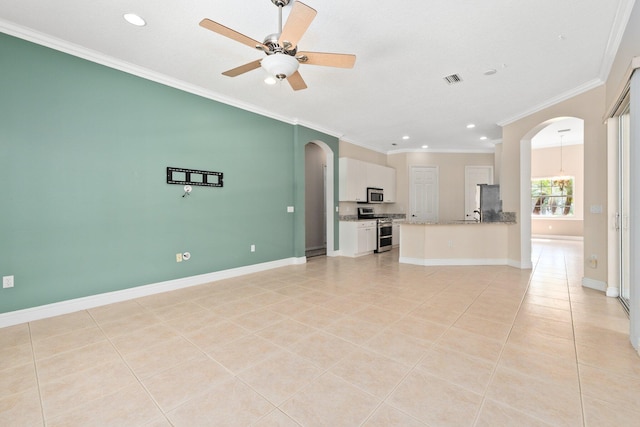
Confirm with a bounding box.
[531,177,574,216]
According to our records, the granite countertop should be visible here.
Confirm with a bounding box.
[339,214,406,222]
[340,212,516,224]
[403,220,516,225]
[403,211,517,225]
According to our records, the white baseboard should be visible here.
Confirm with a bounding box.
[606,286,620,298]
[532,235,584,241]
[399,257,509,266]
[0,257,306,328]
[507,258,533,269]
[582,277,607,292]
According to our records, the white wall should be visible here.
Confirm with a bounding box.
[388,151,495,222]
[502,87,607,278]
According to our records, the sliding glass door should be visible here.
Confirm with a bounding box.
[618,103,631,313]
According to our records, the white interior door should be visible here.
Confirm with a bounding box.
[410,166,438,222]
[465,166,494,220]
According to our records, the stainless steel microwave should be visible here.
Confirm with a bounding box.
[367,187,384,203]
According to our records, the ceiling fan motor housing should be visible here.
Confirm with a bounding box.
[260,33,298,56]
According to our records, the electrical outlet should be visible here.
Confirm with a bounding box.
[250,244,256,252]
[589,255,598,269]
[3,275,14,289]
[176,253,183,263]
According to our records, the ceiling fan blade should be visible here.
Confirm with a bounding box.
[278,2,317,49]
[287,71,308,91]
[296,51,356,68]
[222,59,263,77]
[199,18,266,50]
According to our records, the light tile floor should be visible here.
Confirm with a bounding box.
[1,239,639,426]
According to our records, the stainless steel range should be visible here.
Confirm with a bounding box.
[357,207,393,253]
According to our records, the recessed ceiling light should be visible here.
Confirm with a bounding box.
[466,124,476,129]
[480,136,488,140]
[422,145,428,149]
[483,69,497,76]
[124,13,146,27]
[402,135,410,140]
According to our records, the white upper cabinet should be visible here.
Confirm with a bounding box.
[366,163,385,189]
[339,158,396,203]
[339,158,367,202]
[381,166,396,203]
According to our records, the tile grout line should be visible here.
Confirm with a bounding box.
[565,251,587,427]
[85,309,176,426]
[27,322,46,427]
[471,244,544,426]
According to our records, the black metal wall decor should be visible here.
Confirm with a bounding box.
[166,167,224,187]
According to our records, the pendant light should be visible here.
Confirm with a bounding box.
[555,129,571,191]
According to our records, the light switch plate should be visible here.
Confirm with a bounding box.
[287,206,294,213]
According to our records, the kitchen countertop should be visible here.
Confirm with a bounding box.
[403,220,516,225]
[403,211,516,225]
[339,214,406,222]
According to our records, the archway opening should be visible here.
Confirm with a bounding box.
[520,116,584,267]
[304,141,335,258]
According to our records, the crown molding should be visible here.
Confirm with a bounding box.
[496,78,604,127]
[0,20,347,142]
[599,0,637,80]
[387,147,496,155]
[339,137,391,155]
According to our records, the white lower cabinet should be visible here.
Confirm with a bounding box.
[340,221,377,257]
[392,221,401,246]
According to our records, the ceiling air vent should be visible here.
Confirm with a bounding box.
[443,73,463,85]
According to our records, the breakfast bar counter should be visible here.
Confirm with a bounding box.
[399,220,516,266]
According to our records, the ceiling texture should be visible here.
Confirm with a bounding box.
[0,0,635,153]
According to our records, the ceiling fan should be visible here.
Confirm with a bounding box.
[199,0,356,91]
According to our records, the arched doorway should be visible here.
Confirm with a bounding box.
[519,116,584,268]
[304,141,335,257]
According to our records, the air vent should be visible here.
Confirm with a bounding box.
[443,74,463,85]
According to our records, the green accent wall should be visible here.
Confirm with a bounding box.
[0,33,338,313]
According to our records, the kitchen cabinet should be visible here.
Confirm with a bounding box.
[381,166,396,203]
[339,158,397,203]
[366,163,384,189]
[339,158,367,202]
[339,221,377,257]
[392,220,401,246]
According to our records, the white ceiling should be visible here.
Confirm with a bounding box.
[0,0,633,153]
[531,117,584,149]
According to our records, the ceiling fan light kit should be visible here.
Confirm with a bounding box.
[261,54,299,80]
[199,0,355,91]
